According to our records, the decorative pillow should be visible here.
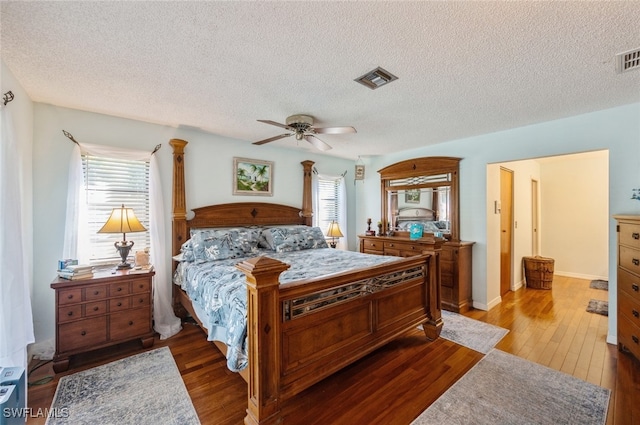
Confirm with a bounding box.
[261,226,329,253]
[191,230,247,262]
[190,227,261,258]
[177,239,195,262]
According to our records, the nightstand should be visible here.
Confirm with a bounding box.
[50,270,155,372]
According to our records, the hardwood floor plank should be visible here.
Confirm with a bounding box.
[27,275,638,425]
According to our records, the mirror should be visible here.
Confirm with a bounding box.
[379,157,460,241]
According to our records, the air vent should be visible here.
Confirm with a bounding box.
[355,67,398,90]
[616,48,640,73]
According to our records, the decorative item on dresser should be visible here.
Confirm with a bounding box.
[359,156,475,313]
[50,270,155,372]
[614,215,640,361]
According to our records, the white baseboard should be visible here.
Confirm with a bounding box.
[606,333,617,346]
[554,271,608,281]
[473,295,502,311]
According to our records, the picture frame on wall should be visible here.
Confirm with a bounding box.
[405,189,420,204]
[233,157,273,196]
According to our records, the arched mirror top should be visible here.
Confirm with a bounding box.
[379,157,461,242]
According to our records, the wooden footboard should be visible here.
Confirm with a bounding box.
[237,253,441,425]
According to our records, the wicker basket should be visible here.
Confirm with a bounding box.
[523,256,554,289]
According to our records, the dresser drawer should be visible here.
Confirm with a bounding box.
[58,288,82,305]
[618,313,640,360]
[619,293,640,329]
[619,245,640,276]
[132,278,151,293]
[132,293,151,308]
[110,296,131,311]
[618,267,640,304]
[84,301,107,317]
[85,285,107,301]
[58,305,82,323]
[619,222,640,250]
[110,308,151,341]
[58,316,107,352]
[384,241,424,255]
[362,239,383,252]
[110,281,131,296]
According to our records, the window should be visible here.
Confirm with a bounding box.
[314,175,344,234]
[82,154,150,264]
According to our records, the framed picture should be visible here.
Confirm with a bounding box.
[355,164,365,180]
[405,189,421,204]
[233,157,273,196]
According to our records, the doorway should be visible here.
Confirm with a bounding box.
[500,167,514,296]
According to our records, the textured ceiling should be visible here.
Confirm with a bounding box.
[2,1,639,159]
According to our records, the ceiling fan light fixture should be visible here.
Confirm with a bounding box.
[355,67,398,90]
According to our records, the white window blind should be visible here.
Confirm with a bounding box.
[82,154,150,264]
[316,177,340,232]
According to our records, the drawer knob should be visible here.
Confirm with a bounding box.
[634,259,640,266]
[67,294,74,300]
[129,321,134,326]
[81,331,86,336]
[117,287,123,292]
[117,302,122,307]
[93,291,99,295]
[139,298,144,303]
[633,310,639,318]
[93,306,99,311]
[138,284,144,289]
[633,232,640,240]
[633,284,640,292]
[633,335,639,344]
[67,311,73,316]
[389,243,394,247]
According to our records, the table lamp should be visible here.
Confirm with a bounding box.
[326,221,343,249]
[98,204,147,269]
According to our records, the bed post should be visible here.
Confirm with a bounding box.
[423,251,443,340]
[237,256,291,425]
[301,160,314,226]
[170,139,189,317]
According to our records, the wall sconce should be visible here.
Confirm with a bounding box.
[326,221,344,249]
[98,204,147,269]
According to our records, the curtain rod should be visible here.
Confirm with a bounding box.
[62,129,162,154]
[3,91,14,106]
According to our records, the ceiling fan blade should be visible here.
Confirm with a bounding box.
[312,126,357,135]
[253,133,292,145]
[304,135,332,151]
[257,119,293,130]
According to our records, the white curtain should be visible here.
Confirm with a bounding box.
[0,107,34,368]
[62,143,180,340]
[312,172,348,250]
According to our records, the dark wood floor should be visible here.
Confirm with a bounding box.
[28,275,639,424]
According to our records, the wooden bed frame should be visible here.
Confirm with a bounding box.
[169,139,443,425]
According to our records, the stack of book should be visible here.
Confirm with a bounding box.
[58,264,94,280]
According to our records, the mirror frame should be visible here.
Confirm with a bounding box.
[379,157,461,242]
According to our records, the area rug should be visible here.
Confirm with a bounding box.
[590,279,609,291]
[46,347,200,425]
[438,310,509,354]
[586,299,609,316]
[411,349,610,425]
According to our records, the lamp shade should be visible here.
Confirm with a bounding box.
[326,221,344,238]
[98,205,147,234]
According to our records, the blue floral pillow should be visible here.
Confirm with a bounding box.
[261,226,329,253]
[190,227,261,260]
[191,230,247,262]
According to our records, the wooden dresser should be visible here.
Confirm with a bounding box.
[615,215,640,361]
[51,270,155,372]
[359,234,473,312]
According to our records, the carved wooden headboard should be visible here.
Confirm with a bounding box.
[169,139,315,257]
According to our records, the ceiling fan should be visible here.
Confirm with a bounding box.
[253,114,356,151]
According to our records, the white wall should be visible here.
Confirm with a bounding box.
[356,103,640,344]
[31,103,354,343]
[540,151,609,279]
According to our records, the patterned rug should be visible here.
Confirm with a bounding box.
[411,349,610,425]
[587,299,609,316]
[438,310,509,354]
[590,279,609,291]
[46,347,200,425]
